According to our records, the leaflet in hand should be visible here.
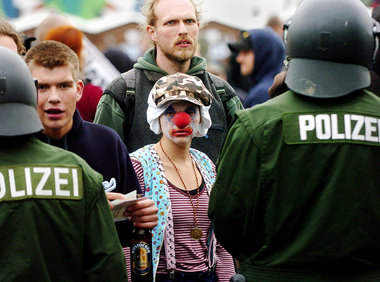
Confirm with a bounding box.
[111,190,147,222]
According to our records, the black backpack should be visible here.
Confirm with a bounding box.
[108,69,231,137]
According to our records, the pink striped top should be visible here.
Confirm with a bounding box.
[132,158,235,281]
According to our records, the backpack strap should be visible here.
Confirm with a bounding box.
[107,69,136,138]
[121,69,136,97]
[207,72,243,128]
[207,72,230,103]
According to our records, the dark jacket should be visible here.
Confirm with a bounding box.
[209,90,380,281]
[0,136,127,281]
[36,110,141,195]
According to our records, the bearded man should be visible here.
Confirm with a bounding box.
[94,0,243,162]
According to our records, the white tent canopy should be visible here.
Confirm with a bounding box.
[11,0,301,35]
[203,0,300,30]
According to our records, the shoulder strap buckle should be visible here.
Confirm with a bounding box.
[169,269,176,280]
[121,69,136,97]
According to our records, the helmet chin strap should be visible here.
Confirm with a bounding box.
[172,112,191,128]
[372,19,380,66]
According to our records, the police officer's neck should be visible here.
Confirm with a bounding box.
[0,135,34,146]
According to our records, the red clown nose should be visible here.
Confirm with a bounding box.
[172,112,191,128]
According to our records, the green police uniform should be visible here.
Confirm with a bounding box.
[0,136,127,281]
[209,90,380,281]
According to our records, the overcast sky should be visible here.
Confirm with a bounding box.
[203,0,300,30]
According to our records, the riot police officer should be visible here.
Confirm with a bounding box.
[209,0,380,280]
[0,46,127,281]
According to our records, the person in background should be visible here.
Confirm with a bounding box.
[266,15,284,39]
[35,12,120,90]
[228,28,285,108]
[226,52,250,102]
[131,72,235,281]
[209,0,380,280]
[25,40,158,249]
[0,18,25,54]
[0,45,127,281]
[44,25,102,122]
[104,46,135,74]
[34,12,71,43]
[94,0,243,163]
[207,61,228,81]
[367,5,380,97]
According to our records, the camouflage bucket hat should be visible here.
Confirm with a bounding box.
[152,72,212,108]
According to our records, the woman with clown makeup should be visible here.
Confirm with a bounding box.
[130,73,235,281]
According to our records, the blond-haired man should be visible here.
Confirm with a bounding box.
[94,0,243,163]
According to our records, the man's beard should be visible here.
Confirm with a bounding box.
[158,40,198,63]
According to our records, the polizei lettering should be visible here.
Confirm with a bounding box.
[299,114,379,141]
[283,112,380,145]
[0,165,83,201]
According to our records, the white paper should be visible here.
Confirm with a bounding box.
[111,190,147,221]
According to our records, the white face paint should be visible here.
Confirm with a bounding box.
[159,101,200,145]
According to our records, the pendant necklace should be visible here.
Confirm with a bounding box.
[159,140,202,240]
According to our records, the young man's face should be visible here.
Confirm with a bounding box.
[30,64,83,140]
[148,0,199,64]
[236,49,255,76]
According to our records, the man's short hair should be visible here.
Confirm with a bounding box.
[24,40,80,81]
[0,18,26,55]
[45,26,83,59]
[266,15,283,29]
[141,0,202,27]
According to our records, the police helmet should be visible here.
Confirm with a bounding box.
[284,0,379,98]
[0,46,42,136]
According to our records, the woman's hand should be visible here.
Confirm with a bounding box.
[106,192,127,210]
[124,198,158,229]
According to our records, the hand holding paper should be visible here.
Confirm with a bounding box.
[110,190,149,221]
[107,190,158,228]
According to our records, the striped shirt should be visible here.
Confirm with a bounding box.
[132,158,235,281]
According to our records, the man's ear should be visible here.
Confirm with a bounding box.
[76,79,84,102]
[147,25,157,42]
